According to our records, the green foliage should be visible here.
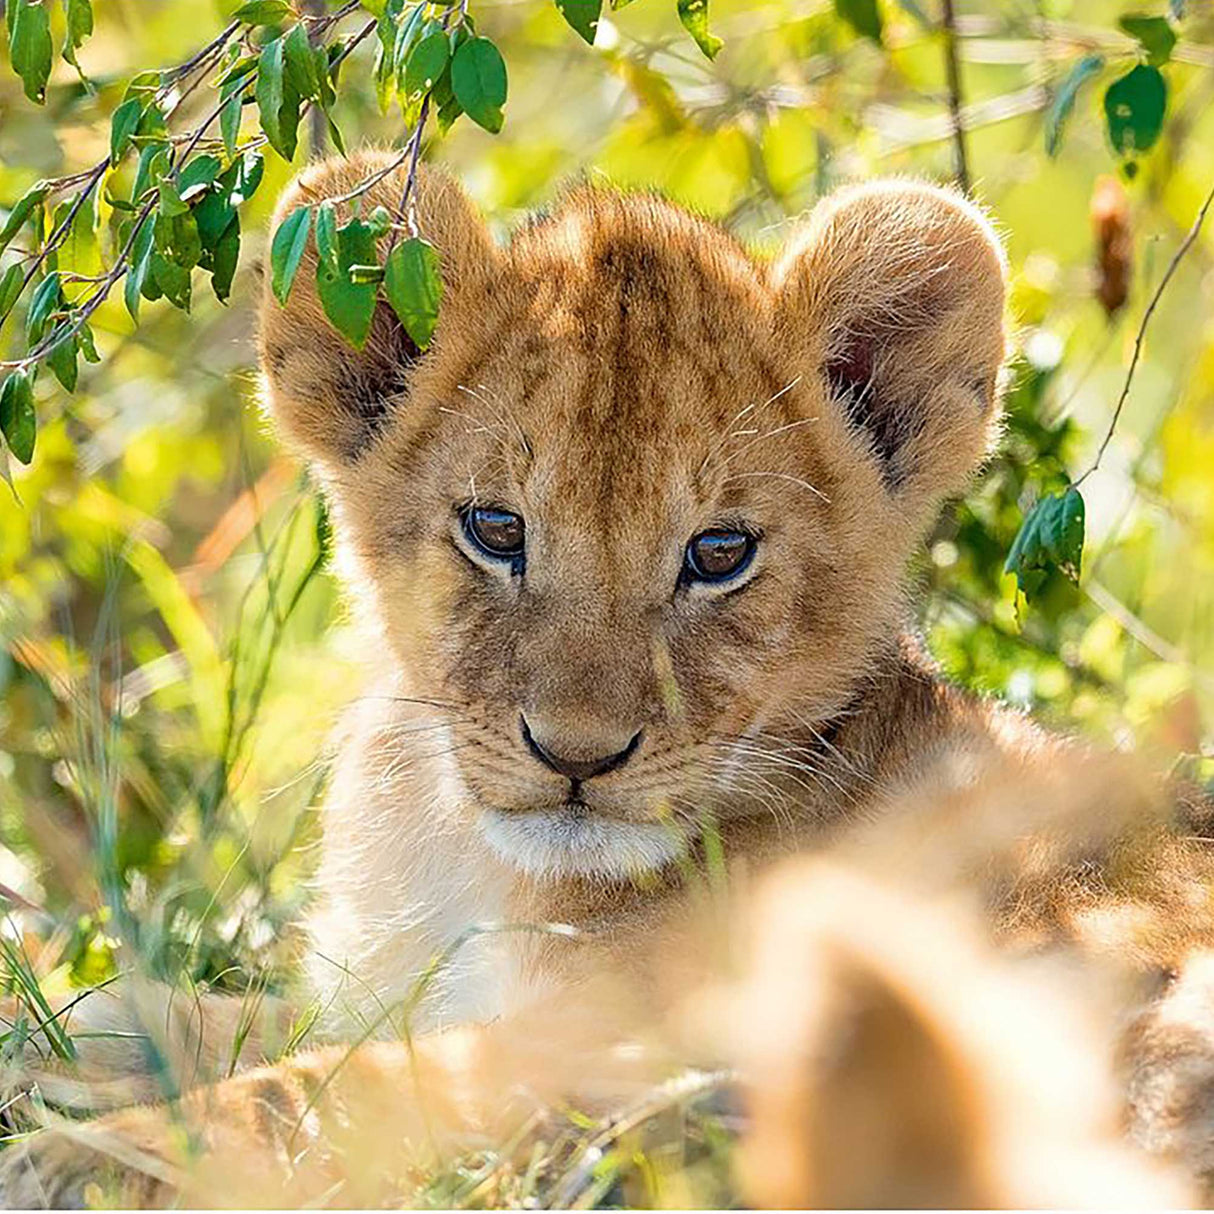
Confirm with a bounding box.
[1004,488,1086,603]
[8,0,52,104]
[1104,64,1168,158]
[1119,14,1177,66]
[557,0,604,45]
[1045,54,1104,157]
[404,28,450,97]
[270,206,312,306]
[677,0,722,60]
[451,36,508,134]
[62,0,94,75]
[316,216,379,348]
[0,181,48,255]
[385,237,442,349]
[0,368,35,463]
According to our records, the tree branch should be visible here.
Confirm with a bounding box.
[1075,179,1214,485]
[940,0,971,194]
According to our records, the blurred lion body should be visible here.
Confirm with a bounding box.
[4,152,1214,1206]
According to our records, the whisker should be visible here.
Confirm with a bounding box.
[722,470,831,503]
[719,416,820,465]
[698,375,803,479]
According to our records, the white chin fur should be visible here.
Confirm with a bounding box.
[479,809,687,880]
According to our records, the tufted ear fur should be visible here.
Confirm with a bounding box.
[258,151,497,465]
[772,180,1008,514]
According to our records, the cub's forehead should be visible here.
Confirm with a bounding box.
[415,190,813,531]
[462,191,788,443]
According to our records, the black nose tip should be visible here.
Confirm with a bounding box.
[521,718,642,782]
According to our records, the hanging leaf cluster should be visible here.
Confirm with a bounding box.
[1,0,726,473]
[1043,10,1179,171]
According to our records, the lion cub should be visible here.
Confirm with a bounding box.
[3,153,1212,1206]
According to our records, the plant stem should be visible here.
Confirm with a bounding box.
[940,0,970,194]
[1075,179,1214,486]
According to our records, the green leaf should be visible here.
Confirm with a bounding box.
[373,7,396,112]
[1004,488,1085,602]
[220,150,264,206]
[217,54,258,99]
[256,36,286,151]
[131,142,171,204]
[834,0,882,44]
[194,190,236,254]
[1104,64,1167,157]
[233,0,293,23]
[62,0,94,69]
[676,0,722,59]
[136,99,168,140]
[315,218,378,349]
[255,35,302,162]
[0,369,36,464]
[436,92,463,133]
[270,205,311,305]
[392,4,427,92]
[150,251,191,310]
[451,37,507,133]
[283,21,319,98]
[324,111,346,155]
[404,29,449,97]
[209,218,241,303]
[1119,14,1177,67]
[0,181,50,256]
[153,208,202,272]
[26,271,62,343]
[10,0,53,103]
[124,217,155,319]
[315,200,339,274]
[220,91,243,158]
[109,97,143,166]
[122,69,161,100]
[384,237,442,349]
[158,178,189,217]
[0,263,24,325]
[177,155,222,202]
[555,0,602,45]
[45,327,78,393]
[1045,54,1103,157]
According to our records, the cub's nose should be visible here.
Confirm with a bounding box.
[520,716,641,782]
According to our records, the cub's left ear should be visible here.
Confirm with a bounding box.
[772,181,1008,509]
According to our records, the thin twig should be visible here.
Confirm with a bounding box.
[393,94,432,242]
[939,0,971,193]
[1075,179,1214,485]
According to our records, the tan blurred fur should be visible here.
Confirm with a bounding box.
[3,153,1213,1206]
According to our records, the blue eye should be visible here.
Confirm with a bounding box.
[463,506,525,565]
[683,530,756,584]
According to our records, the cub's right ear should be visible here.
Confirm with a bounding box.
[258,151,497,465]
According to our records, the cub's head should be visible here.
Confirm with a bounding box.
[260,151,1007,880]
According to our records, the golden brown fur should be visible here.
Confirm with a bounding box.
[4,151,1214,1206]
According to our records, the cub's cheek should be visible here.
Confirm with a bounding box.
[372,547,464,669]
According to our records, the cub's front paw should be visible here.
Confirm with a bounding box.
[0,1119,182,1209]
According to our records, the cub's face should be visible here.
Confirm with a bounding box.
[261,154,1007,880]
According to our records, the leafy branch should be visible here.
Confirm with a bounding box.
[0,0,726,472]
